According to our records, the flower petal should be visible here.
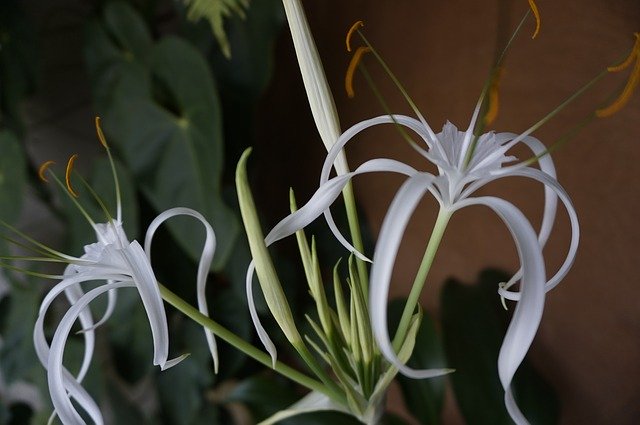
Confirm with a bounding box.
[121,240,182,370]
[258,390,350,425]
[369,173,451,379]
[453,196,546,425]
[48,281,133,425]
[145,207,219,372]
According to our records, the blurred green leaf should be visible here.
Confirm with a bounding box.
[183,0,250,58]
[106,380,149,425]
[0,1,38,135]
[388,299,445,425]
[0,130,26,223]
[86,3,239,270]
[441,269,559,425]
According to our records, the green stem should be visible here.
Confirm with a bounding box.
[158,284,344,404]
[392,209,451,351]
[342,181,369,297]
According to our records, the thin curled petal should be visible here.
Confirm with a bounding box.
[145,207,218,372]
[48,281,133,425]
[369,173,451,379]
[496,167,579,299]
[121,241,183,370]
[453,196,546,425]
[78,288,118,333]
[61,281,95,383]
[259,391,350,425]
[246,260,278,366]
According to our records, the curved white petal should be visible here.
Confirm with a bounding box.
[258,390,349,425]
[246,261,278,366]
[145,207,219,372]
[496,167,579,300]
[62,278,95,384]
[453,196,546,425]
[48,281,133,425]
[121,241,181,370]
[78,288,118,333]
[369,173,450,379]
[267,158,419,259]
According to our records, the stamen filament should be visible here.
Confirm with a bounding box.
[38,161,55,182]
[96,117,122,221]
[346,20,364,52]
[528,0,541,39]
[345,46,371,98]
[65,154,80,198]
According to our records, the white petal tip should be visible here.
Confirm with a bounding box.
[160,353,190,371]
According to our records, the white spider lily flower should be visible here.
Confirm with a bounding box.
[33,206,216,425]
[18,119,219,425]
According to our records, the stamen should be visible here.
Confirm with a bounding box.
[528,0,541,39]
[38,160,55,182]
[65,154,80,198]
[95,116,108,148]
[596,39,640,118]
[346,20,364,52]
[345,46,371,98]
[607,33,640,73]
[484,67,504,125]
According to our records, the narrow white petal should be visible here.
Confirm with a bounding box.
[78,288,118,333]
[369,174,450,378]
[246,261,278,366]
[62,279,95,383]
[48,281,133,425]
[121,241,179,369]
[454,196,546,425]
[258,391,349,425]
[145,208,219,372]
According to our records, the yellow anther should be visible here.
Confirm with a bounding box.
[346,20,364,52]
[484,67,504,125]
[597,34,640,118]
[345,46,371,98]
[528,0,541,39]
[607,33,639,73]
[38,160,55,182]
[95,116,108,148]
[65,154,79,198]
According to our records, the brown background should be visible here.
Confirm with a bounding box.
[255,0,640,423]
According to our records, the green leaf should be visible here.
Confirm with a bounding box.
[441,269,559,425]
[102,36,238,269]
[0,130,26,223]
[388,299,446,425]
[183,0,250,58]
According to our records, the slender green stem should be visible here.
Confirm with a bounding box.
[342,181,369,297]
[158,284,345,404]
[392,209,451,351]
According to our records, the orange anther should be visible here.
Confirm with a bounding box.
[528,0,541,39]
[38,160,55,182]
[346,20,364,52]
[65,154,79,198]
[95,117,108,148]
[345,46,371,98]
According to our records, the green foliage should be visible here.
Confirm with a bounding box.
[0,131,26,224]
[184,0,250,58]
[85,1,239,270]
[441,270,559,425]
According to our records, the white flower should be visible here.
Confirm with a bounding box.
[15,122,220,425]
[262,102,579,423]
[31,204,217,425]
